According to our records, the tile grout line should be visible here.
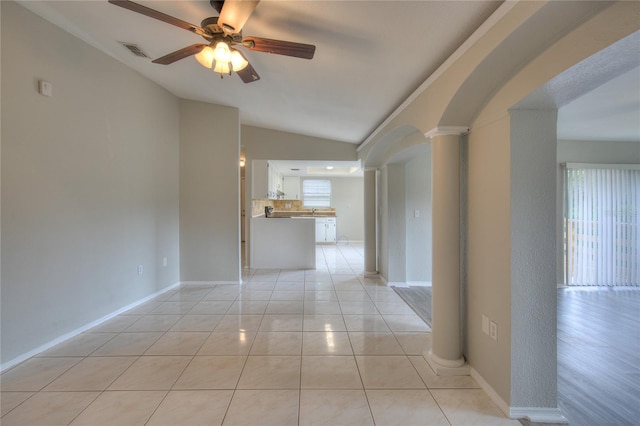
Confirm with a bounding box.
[220,281,270,426]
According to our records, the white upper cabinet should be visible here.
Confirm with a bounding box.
[283,176,301,200]
[252,160,284,200]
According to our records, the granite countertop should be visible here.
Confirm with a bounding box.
[269,211,336,218]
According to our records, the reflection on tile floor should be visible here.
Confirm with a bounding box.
[1,244,519,425]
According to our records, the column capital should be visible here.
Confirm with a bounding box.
[424,126,470,140]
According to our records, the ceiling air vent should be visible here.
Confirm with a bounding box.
[119,42,149,58]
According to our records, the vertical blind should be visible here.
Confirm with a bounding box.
[564,164,639,286]
[303,179,331,208]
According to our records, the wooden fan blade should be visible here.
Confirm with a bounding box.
[108,0,208,37]
[236,59,260,83]
[243,37,315,59]
[152,44,207,65]
[218,0,259,34]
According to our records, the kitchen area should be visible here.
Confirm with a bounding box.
[249,159,362,269]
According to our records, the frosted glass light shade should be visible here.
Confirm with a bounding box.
[213,41,231,63]
[213,60,231,74]
[195,46,214,68]
[230,50,248,71]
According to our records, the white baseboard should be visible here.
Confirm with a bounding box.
[386,281,432,288]
[471,368,568,423]
[1,282,181,372]
[407,281,432,287]
[181,280,240,286]
[510,407,568,424]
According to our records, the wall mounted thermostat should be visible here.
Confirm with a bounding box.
[38,80,53,97]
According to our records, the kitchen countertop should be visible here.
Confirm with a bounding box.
[268,211,336,218]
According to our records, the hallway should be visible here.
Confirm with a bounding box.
[1,244,517,425]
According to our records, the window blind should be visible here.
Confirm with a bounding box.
[564,164,639,286]
[303,179,331,208]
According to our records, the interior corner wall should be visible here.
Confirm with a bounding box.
[329,177,364,243]
[509,109,558,409]
[466,114,512,404]
[386,163,407,283]
[378,166,389,280]
[555,139,640,284]
[179,99,240,282]
[1,1,180,363]
[405,151,432,283]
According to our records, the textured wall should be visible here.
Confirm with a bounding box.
[509,109,558,408]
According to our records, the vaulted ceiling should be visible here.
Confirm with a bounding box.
[16,1,640,145]
[18,0,502,144]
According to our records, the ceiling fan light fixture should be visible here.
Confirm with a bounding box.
[230,50,248,71]
[213,60,231,75]
[194,46,215,68]
[213,41,231,63]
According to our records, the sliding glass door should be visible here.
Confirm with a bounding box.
[564,164,639,286]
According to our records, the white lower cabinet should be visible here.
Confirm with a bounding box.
[315,217,337,243]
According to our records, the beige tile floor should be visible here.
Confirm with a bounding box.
[1,244,519,425]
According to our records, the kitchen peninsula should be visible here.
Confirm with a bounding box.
[250,201,337,269]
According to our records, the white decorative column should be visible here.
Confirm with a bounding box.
[425,126,470,375]
[364,168,378,276]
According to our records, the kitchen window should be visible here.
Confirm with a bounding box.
[303,179,331,208]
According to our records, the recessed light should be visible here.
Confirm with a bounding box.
[326,166,334,170]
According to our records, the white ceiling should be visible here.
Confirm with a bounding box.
[18,0,502,144]
[558,66,640,142]
[269,160,362,177]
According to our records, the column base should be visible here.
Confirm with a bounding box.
[424,350,470,376]
[364,271,379,278]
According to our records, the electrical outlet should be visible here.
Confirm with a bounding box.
[137,265,143,275]
[482,314,489,335]
[162,257,168,267]
[489,320,498,341]
[414,210,420,218]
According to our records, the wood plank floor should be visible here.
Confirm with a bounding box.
[557,287,640,425]
[392,285,432,327]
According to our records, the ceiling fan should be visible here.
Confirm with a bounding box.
[108,0,316,83]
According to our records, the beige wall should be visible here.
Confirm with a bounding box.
[326,177,364,243]
[243,126,358,162]
[466,116,512,401]
[405,151,432,283]
[180,100,240,282]
[1,2,180,363]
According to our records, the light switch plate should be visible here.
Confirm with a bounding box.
[490,320,498,341]
[39,80,53,97]
[482,314,489,335]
